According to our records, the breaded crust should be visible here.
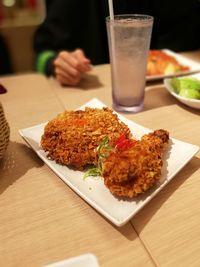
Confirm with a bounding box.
[102,129,169,198]
[41,107,131,170]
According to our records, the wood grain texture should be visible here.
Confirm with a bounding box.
[1,50,200,266]
[0,74,154,267]
[132,104,200,267]
[48,53,200,267]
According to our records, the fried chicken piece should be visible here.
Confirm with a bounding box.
[102,129,169,198]
[41,107,131,170]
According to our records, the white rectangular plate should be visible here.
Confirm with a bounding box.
[43,253,99,267]
[146,49,200,81]
[19,98,199,227]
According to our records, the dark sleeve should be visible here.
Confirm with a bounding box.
[33,0,112,75]
[148,0,200,51]
[33,0,84,53]
[0,34,13,75]
[33,0,85,75]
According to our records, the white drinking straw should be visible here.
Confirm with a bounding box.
[107,0,116,93]
[108,0,114,20]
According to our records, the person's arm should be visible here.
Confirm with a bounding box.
[33,0,91,85]
[35,50,56,76]
[53,49,91,86]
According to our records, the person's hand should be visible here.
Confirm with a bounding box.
[53,48,91,86]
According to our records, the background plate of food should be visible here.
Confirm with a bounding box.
[164,73,200,109]
[19,98,199,227]
[147,49,200,81]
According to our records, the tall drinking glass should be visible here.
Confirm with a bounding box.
[106,14,153,113]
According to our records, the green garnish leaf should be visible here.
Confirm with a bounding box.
[97,136,111,153]
[82,137,113,180]
[97,136,112,170]
[83,167,101,180]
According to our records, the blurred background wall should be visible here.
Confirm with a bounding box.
[0,0,45,74]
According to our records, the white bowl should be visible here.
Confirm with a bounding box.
[164,73,200,110]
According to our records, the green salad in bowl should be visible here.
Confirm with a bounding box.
[171,77,200,99]
[164,74,200,109]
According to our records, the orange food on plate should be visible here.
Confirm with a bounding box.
[102,129,169,198]
[147,50,190,76]
[41,107,170,198]
[41,107,131,170]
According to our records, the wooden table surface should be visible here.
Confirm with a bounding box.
[0,51,200,267]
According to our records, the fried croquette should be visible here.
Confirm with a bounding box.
[41,107,131,170]
[102,129,169,198]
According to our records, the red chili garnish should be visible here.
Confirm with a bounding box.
[115,134,138,150]
[116,133,126,144]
